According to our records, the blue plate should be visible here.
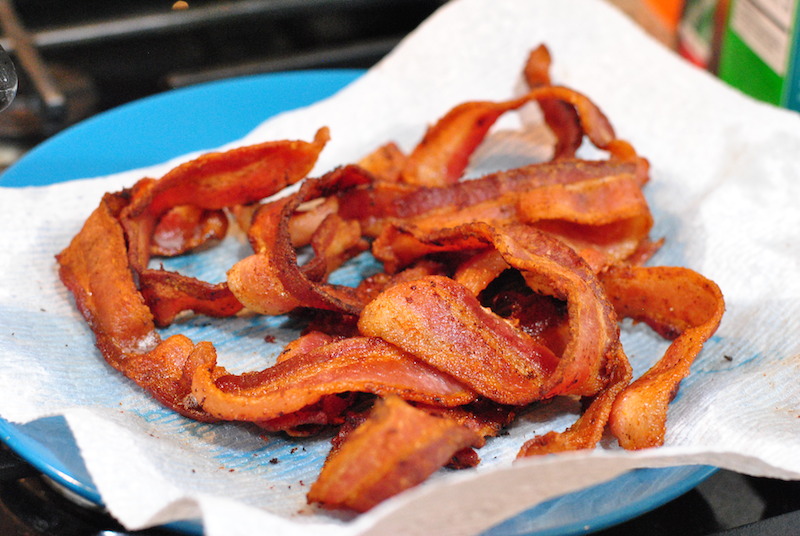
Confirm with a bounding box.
[0,69,714,535]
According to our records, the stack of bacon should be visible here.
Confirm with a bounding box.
[56,46,724,513]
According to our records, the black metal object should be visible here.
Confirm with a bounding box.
[0,0,444,140]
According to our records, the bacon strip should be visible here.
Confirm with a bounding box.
[361,222,621,401]
[307,395,482,512]
[190,336,476,422]
[340,155,646,235]
[517,173,655,271]
[122,128,330,273]
[524,44,583,159]
[398,84,620,187]
[357,161,648,272]
[56,193,213,420]
[150,205,229,257]
[603,265,725,449]
[57,192,156,361]
[359,275,560,405]
[227,165,373,316]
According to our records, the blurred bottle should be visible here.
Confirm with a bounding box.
[716,0,800,111]
[677,0,730,72]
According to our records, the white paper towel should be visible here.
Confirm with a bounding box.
[1,0,799,534]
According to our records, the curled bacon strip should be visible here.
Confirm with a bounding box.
[307,395,482,512]
[366,222,620,399]
[56,193,213,420]
[122,127,330,273]
[190,336,476,422]
[399,84,621,187]
[603,265,725,449]
[360,275,560,405]
[227,165,373,316]
[343,159,648,273]
[524,44,583,159]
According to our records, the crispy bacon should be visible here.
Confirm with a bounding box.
[307,395,482,512]
[603,265,725,449]
[56,193,214,420]
[359,275,560,405]
[517,173,655,271]
[398,84,621,188]
[122,128,330,273]
[190,336,476,422]
[227,165,373,316]
[363,222,620,399]
[340,156,647,236]
[150,205,229,257]
[55,44,727,514]
[57,192,157,361]
[524,44,583,159]
[347,160,650,273]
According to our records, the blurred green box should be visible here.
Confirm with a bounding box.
[718,0,800,111]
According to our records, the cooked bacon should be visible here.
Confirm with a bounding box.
[349,160,649,272]
[359,275,560,405]
[138,269,243,327]
[517,173,654,271]
[227,165,373,316]
[398,83,622,187]
[150,205,229,257]
[340,157,647,237]
[603,265,725,449]
[364,223,621,400]
[307,395,482,512]
[121,128,330,273]
[524,45,583,159]
[55,44,727,513]
[56,194,214,420]
[190,336,477,422]
[57,192,157,361]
